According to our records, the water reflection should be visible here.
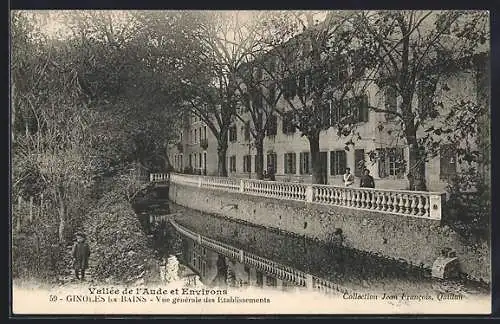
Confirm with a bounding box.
[133,192,489,296]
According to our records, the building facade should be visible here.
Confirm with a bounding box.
[168,13,489,193]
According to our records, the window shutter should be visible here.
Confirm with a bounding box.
[299,153,304,175]
[361,94,369,122]
[378,149,387,178]
[293,153,297,174]
[284,154,288,174]
[397,147,405,176]
[340,151,347,172]
[330,151,335,176]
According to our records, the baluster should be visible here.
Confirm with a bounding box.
[396,193,404,213]
[410,195,417,216]
[355,191,361,208]
[386,193,394,212]
[350,190,356,207]
[360,191,367,208]
[417,195,425,216]
[368,190,375,210]
[375,192,382,210]
[328,188,335,204]
[403,194,410,214]
[358,191,364,208]
[331,189,337,204]
[424,196,430,217]
[381,193,388,211]
[317,187,322,203]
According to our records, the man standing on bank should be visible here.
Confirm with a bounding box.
[72,232,91,281]
[360,169,375,188]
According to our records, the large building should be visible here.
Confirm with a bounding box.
[168,12,489,192]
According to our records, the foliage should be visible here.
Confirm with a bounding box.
[347,10,489,190]
[444,166,490,243]
[83,191,159,283]
[252,12,379,183]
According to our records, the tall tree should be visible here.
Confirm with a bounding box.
[235,57,283,180]
[353,10,489,191]
[182,11,265,177]
[256,11,379,184]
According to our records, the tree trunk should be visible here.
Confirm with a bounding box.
[308,133,323,184]
[58,197,66,243]
[255,135,264,180]
[56,187,66,243]
[217,144,228,177]
[406,127,427,191]
[11,81,15,143]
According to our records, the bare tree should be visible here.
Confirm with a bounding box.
[253,11,379,184]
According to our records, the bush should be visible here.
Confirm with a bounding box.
[83,191,160,283]
[444,166,490,243]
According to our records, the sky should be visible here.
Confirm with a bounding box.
[21,10,329,41]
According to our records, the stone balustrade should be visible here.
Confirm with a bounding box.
[164,173,445,220]
[150,173,170,182]
[170,219,346,295]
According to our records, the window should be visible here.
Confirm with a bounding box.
[377,147,405,178]
[198,153,202,168]
[189,154,192,168]
[199,127,202,143]
[203,152,207,173]
[440,144,457,180]
[194,129,197,143]
[330,150,347,176]
[243,155,252,173]
[296,72,309,97]
[282,111,296,134]
[203,126,207,140]
[331,95,369,125]
[350,95,369,123]
[265,275,277,287]
[332,57,348,81]
[229,125,237,142]
[244,121,251,141]
[256,271,264,287]
[417,79,437,119]
[385,86,398,120]
[283,76,297,100]
[299,152,310,175]
[321,102,332,128]
[267,153,277,171]
[229,155,236,172]
[284,153,297,174]
[266,114,277,136]
[354,149,366,177]
[435,13,451,34]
